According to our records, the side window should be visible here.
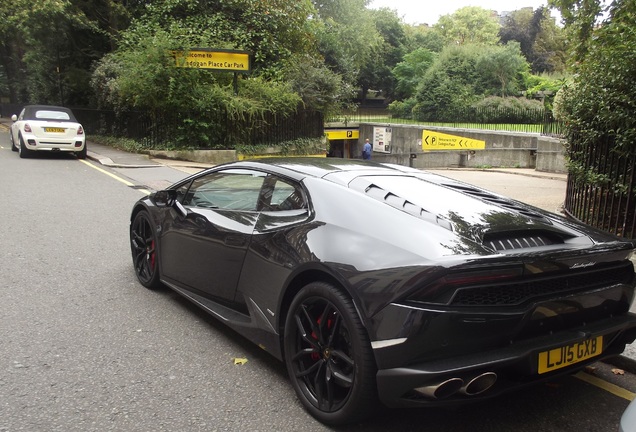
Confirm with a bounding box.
[259,176,306,211]
[182,169,266,211]
[174,181,191,204]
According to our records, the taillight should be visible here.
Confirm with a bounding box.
[77,125,84,135]
[24,123,32,133]
[407,266,524,304]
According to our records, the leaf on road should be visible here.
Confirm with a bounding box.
[611,368,625,375]
[233,357,248,365]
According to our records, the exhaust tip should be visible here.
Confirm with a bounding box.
[415,377,464,399]
[460,372,497,396]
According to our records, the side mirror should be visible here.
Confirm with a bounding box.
[153,190,177,207]
[153,190,187,218]
[11,114,17,122]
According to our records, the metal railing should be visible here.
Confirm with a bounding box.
[71,108,324,149]
[326,106,564,136]
[564,135,636,239]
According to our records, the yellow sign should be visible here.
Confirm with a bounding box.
[325,130,359,140]
[422,130,486,151]
[173,49,251,72]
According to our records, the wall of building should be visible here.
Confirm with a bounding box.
[357,124,566,173]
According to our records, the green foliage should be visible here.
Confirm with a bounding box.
[435,6,501,46]
[235,137,326,156]
[404,25,445,53]
[312,0,380,95]
[392,48,437,100]
[387,97,418,118]
[471,96,545,111]
[357,8,408,99]
[499,7,568,73]
[412,43,530,120]
[548,0,605,61]
[554,0,636,156]
[132,0,316,78]
[283,55,355,119]
[476,42,529,97]
[523,72,567,109]
[1,0,129,105]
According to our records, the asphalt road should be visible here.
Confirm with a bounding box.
[0,131,634,431]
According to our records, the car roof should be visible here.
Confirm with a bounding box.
[236,157,410,180]
[21,105,78,122]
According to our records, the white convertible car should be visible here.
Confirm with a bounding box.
[10,105,86,159]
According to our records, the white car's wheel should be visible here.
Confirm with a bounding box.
[10,132,18,152]
[18,135,33,159]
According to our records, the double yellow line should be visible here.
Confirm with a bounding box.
[575,371,635,401]
[80,159,151,195]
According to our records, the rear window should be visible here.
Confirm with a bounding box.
[35,110,71,120]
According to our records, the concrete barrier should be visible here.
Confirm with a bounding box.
[357,123,566,173]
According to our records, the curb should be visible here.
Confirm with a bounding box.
[433,167,568,182]
[604,355,636,376]
[86,151,162,169]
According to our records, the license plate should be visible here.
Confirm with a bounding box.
[538,336,603,374]
[44,127,65,133]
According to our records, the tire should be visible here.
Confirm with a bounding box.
[18,135,32,159]
[130,210,162,289]
[76,144,87,159]
[284,282,378,425]
[10,132,17,152]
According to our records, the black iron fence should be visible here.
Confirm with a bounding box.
[71,107,324,149]
[564,135,636,239]
[326,106,564,136]
[2,104,324,149]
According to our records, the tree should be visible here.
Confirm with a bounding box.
[477,42,529,97]
[413,44,482,119]
[0,0,133,105]
[357,8,408,101]
[553,0,636,154]
[434,6,501,46]
[283,55,355,118]
[404,24,445,53]
[548,0,607,61]
[499,7,567,73]
[392,48,437,100]
[312,0,379,99]
[412,43,530,119]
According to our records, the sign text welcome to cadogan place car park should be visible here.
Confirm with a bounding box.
[172,49,251,72]
[172,48,251,94]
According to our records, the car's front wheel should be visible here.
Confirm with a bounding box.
[284,282,378,425]
[130,210,162,289]
[10,132,17,152]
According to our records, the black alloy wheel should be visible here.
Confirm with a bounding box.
[130,211,162,289]
[284,282,378,425]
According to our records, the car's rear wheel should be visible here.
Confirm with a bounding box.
[18,135,32,159]
[284,282,378,425]
[76,144,87,159]
[130,210,162,289]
